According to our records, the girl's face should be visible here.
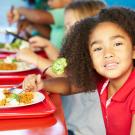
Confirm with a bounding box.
[64,10,78,33]
[89,22,134,81]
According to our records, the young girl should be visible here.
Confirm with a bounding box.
[23,7,135,135]
[59,7,135,135]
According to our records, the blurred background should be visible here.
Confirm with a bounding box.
[0,0,134,43]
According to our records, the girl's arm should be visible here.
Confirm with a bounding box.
[130,114,135,135]
[23,75,83,95]
[43,77,83,95]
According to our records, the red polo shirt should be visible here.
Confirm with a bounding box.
[97,69,135,135]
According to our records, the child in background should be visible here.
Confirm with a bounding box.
[16,41,60,77]
[62,1,106,135]
[23,7,135,135]
[22,1,106,135]
[16,0,106,77]
[17,0,49,39]
[14,0,73,77]
[7,0,72,49]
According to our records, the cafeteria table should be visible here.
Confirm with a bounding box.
[0,93,68,135]
[0,50,68,135]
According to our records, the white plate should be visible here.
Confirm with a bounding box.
[0,48,17,53]
[0,48,41,53]
[0,62,37,73]
[0,88,45,108]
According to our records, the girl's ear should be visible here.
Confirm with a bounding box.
[132,46,135,59]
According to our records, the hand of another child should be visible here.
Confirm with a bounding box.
[16,48,38,65]
[22,74,44,92]
[29,36,51,49]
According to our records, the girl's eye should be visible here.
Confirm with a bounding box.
[93,47,102,52]
[114,42,123,46]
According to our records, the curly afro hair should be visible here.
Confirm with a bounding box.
[60,7,135,92]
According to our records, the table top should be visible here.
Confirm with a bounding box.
[0,93,67,135]
[0,50,68,135]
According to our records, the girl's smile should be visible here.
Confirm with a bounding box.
[104,61,119,70]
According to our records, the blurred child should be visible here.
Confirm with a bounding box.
[14,0,73,77]
[22,1,106,135]
[23,7,135,135]
[7,0,72,49]
[61,1,106,135]
[16,41,60,77]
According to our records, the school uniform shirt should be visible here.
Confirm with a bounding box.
[97,69,135,135]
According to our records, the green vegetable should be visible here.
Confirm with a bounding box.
[51,58,67,75]
[0,59,3,63]
[0,43,5,48]
[10,39,22,49]
[12,59,17,63]
[11,94,19,101]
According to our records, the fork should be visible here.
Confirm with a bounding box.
[8,66,51,93]
[6,31,29,42]
[9,82,23,92]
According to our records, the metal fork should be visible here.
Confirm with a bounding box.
[9,82,23,92]
[8,66,51,93]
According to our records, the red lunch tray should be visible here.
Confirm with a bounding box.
[0,76,25,86]
[0,92,56,119]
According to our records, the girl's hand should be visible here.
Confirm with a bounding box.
[22,74,44,91]
[16,48,38,65]
[29,36,50,49]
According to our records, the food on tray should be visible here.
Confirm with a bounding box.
[19,92,34,104]
[51,57,67,75]
[0,39,29,52]
[0,56,35,71]
[0,89,34,106]
[0,56,17,70]
[0,63,17,70]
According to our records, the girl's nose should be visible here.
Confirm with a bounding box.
[104,55,113,59]
[104,48,114,59]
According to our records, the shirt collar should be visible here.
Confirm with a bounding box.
[100,69,135,102]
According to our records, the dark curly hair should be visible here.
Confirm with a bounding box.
[60,7,135,92]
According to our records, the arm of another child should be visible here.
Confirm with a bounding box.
[7,7,54,25]
[29,36,59,60]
